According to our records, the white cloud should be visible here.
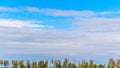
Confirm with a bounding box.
[25,7,41,13]
[39,8,95,17]
[0,6,17,12]
[74,17,120,32]
[23,7,120,17]
[22,7,120,18]
[0,6,119,17]
[0,19,44,28]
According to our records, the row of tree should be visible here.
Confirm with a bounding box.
[0,58,119,68]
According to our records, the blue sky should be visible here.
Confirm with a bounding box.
[0,0,120,11]
[1,0,120,64]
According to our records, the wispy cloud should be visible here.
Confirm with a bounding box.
[0,6,119,17]
[74,17,120,32]
[0,6,17,12]
[0,19,44,28]
[1,6,120,32]
[25,7,41,13]
[23,7,120,17]
[39,8,95,17]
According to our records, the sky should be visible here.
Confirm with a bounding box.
[1,0,120,64]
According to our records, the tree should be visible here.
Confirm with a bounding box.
[51,59,54,68]
[12,60,18,68]
[97,64,104,68]
[63,58,69,68]
[4,60,9,68]
[115,59,120,68]
[55,60,61,68]
[89,59,94,68]
[26,60,30,68]
[44,60,48,68]
[108,58,115,68]
[68,63,77,68]
[19,60,24,68]
[38,61,44,68]
[0,60,3,67]
[0,60,3,65]
[80,60,86,68]
[32,61,37,68]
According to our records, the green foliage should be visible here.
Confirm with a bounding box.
[19,60,24,68]
[12,60,18,68]
[0,58,120,68]
[25,60,30,68]
[4,60,9,67]
[0,60,3,65]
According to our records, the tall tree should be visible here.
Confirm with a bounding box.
[89,59,94,68]
[0,60,3,65]
[64,58,69,68]
[32,61,37,68]
[19,60,24,68]
[108,58,115,68]
[44,60,48,68]
[4,60,9,68]
[12,60,18,68]
[54,60,61,68]
[0,60,3,67]
[26,60,30,68]
[51,59,54,68]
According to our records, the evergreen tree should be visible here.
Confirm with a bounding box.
[19,60,24,68]
[4,60,9,68]
[26,60,30,68]
[0,60,3,65]
[12,60,18,68]
[32,61,37,68]
[108,58,115,68]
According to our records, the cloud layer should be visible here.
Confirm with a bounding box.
[0,6,120,57]
[1,28,120,56]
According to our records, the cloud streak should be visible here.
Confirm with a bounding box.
[0,6,17,12]
[74,17,120,32]
[0,19,44,28]
[0,6,120,17]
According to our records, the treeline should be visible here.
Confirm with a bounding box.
[0,58,119,68]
